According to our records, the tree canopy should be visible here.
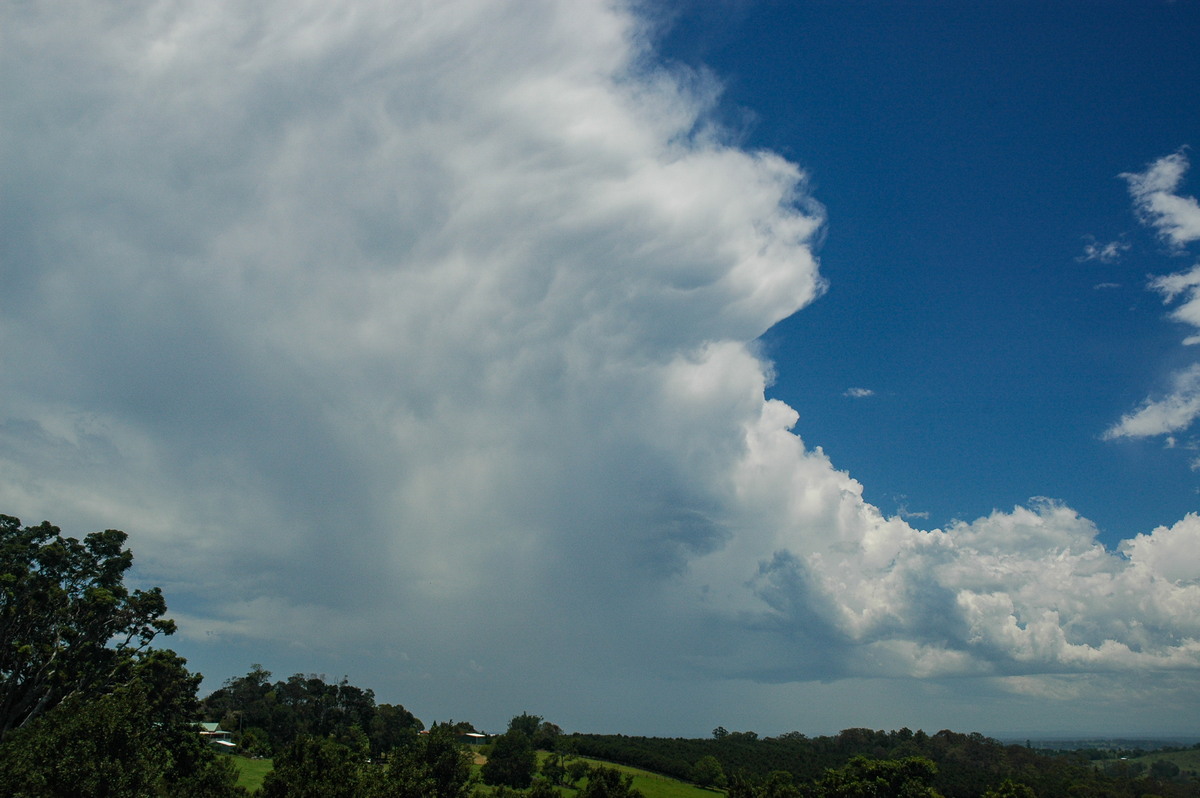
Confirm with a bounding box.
[0,515,175,738]
[481,716,538,789]
[0,514,241,797]
[201,665,423,756]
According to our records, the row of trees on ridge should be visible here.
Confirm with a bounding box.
[4,513,1198,797]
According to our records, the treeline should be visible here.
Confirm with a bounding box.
[6,513,1199,797]
[201,665,427,758]
[568,727,1200,797]
[250,710,640,798]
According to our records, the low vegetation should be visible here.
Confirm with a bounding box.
[230,755,274,794]
[4,514,1199,797]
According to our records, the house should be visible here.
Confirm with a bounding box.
[199,722,237,749]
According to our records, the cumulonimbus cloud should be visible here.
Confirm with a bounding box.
[1,0,1196,714]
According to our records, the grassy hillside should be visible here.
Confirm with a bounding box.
[1126,748,1200,777]
[571,758,721,798]
[228,741,1200,797]
[235,752,717,797]
[228,755,272,794]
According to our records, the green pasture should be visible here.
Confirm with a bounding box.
[574,758,723,798]
[464,753,723,797]
[1126,747,1200,774]
[231,750,721,797]
[228,754,272,794]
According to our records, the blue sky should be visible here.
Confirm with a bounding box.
[2,0,1200,739]
[662,0,1200,545]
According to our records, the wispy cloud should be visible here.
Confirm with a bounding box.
[1077,236,1129,263]
[1104,364,1200,440]
[1106,152,1200,442]
[844,387,875,398]
[1122,150,1200,247]
[1149,264,1200,341]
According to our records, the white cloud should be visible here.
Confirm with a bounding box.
[844,387,874,398]
[1,0,1197,732]
[1077,236,1129,263]
[1149,264,1200,338]
[1120,513,1200,585]
[1122,150,1200,247]
[1105,153,1200,442]
[1104,364,1200,440]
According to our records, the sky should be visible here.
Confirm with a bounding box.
[2,0,1199,739]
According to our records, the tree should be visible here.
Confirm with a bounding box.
[203,665,414,755]
[508,711,544,738]
[128,648,245,795]
[534,719,564,751]
[814,756,942,798]
[0,671,243,798]
[0,516,175,737]
[260,735,362,798]
[239,726,272,756]
[579,764,644,798]
[760,771,801,798]
[481,726,537,788]
[542,751,568,786]
[418,722,475,798]
[693,754,728,789]
[369,702,423,757]
[566,757,593,787]
[1149,759,1181,780]
[0,684,168,797]
[527,779,562,798]
[365,722,473,798]
[0,515,242,797]
[480,712,544,789]
[982,780,1037,798]
[726,773,760,798]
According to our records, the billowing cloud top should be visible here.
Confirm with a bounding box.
[2,0,1197,726]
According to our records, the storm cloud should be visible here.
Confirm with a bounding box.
[2,0,1197,734]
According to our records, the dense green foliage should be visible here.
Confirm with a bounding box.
[483,715,544,788]
[6,513,1198,798]
[692,754,726,789]
[484,728,537,788]
[811,755,941,797]
[202,664,423,757]
[261,734,362,798]
[569,727,1200,797]
[0,515,242,797]
[578,764,644,797]
[253,722,473,798]
[0,515,175,737]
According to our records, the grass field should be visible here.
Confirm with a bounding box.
[1126,747,1200,774]
[230,751,722,796]
[228,754,272,794]
[573,758,723,798]
[466,752,722,797]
